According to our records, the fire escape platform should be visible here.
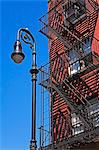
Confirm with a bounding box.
[38,0,99,149]
[42,126,99,150]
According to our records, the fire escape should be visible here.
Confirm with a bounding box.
[39,0,99,149]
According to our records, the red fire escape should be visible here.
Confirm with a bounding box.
[39,0,99,149]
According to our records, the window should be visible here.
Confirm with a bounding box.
[81,37,91,54]
[68,50,80,75]
[88,103,99,127]
[63,0,86,25]
[68,36,91,75]
[70,61,80,75]
[69,50,78,62]
[71,113,84,135]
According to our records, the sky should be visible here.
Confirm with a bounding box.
[0,0,48,150]
[0,0,99,150]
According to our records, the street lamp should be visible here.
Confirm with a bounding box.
[11,28,39,150]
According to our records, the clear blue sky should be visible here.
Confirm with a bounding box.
[0,0,48,149]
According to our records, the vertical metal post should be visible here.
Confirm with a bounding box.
[41,67,44,148]
[30,44,39,150]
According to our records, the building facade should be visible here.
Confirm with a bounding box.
[39,0,99,149]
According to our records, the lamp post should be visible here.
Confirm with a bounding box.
[11,28,38,150]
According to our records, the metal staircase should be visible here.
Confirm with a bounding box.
[38,0,99,149]
[39,0,98,53]
[39,59,99,149]
[39,54,95,129]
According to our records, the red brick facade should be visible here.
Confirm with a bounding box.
[48,0,99,142]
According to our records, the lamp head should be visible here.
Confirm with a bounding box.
[11,40,25,64]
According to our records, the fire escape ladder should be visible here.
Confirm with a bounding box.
[39,2,88,51]
[70,76,95,99]
[39,1,99,148]
[48,8,85,51]
[51,57,95,130]
[63,78,91,105]
[50,81,93,130]
[52,54,92,106]
[54,8,82,39]
[39,72,93,131]
[39,0,98,60]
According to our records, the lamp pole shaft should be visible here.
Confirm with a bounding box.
[30,46,38,150]
[31,73,37,149]
[32,47,36,140]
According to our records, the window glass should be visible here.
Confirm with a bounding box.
[70,61,80,74]
[69,50,80,75]
[71,113,84,135]
[89,103,99,127]
[82,37,91,54]
[63,1,86,24]
[69,50,78,62]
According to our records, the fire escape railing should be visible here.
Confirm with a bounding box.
[39,0,99,87]
[39,53,98,129]
[38,55,99,149]
[39,0,98,56]
[38,0,99,149]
